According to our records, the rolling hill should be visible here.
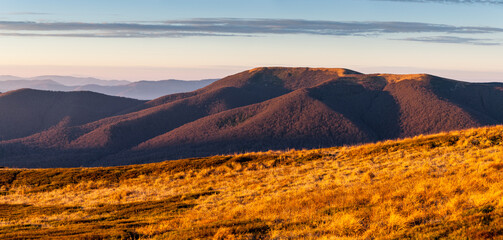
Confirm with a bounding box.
[109,70,503,165]
[1,67,503,167]
[0,89,145,141]
[0,125,502,239]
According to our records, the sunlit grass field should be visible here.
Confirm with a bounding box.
[1,125,503,239]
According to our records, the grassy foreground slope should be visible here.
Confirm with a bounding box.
[1,125,503,239]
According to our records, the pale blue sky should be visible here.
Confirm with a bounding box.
[0,0,502,81]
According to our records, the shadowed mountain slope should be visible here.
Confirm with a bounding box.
[1,67,502,167]
[0,89,145,141]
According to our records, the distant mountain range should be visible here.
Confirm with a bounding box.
[1,67,502,168]
[0,75,217,100]
[0,75,130,86]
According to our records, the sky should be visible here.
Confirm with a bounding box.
[0,0,502,81]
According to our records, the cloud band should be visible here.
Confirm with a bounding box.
[0,18,501,45]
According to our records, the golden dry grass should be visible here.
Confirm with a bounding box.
[1,125,503,239]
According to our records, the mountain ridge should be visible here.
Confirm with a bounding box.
[0,89,145,142]
[1,67,502,168]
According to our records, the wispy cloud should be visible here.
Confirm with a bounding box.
[5,12,50,15]
[0,32,237,38]
[374,0,503,4]
[0,18,501,45]
[397,36,501,45]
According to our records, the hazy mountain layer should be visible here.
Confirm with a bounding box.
[0,76,217,100]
